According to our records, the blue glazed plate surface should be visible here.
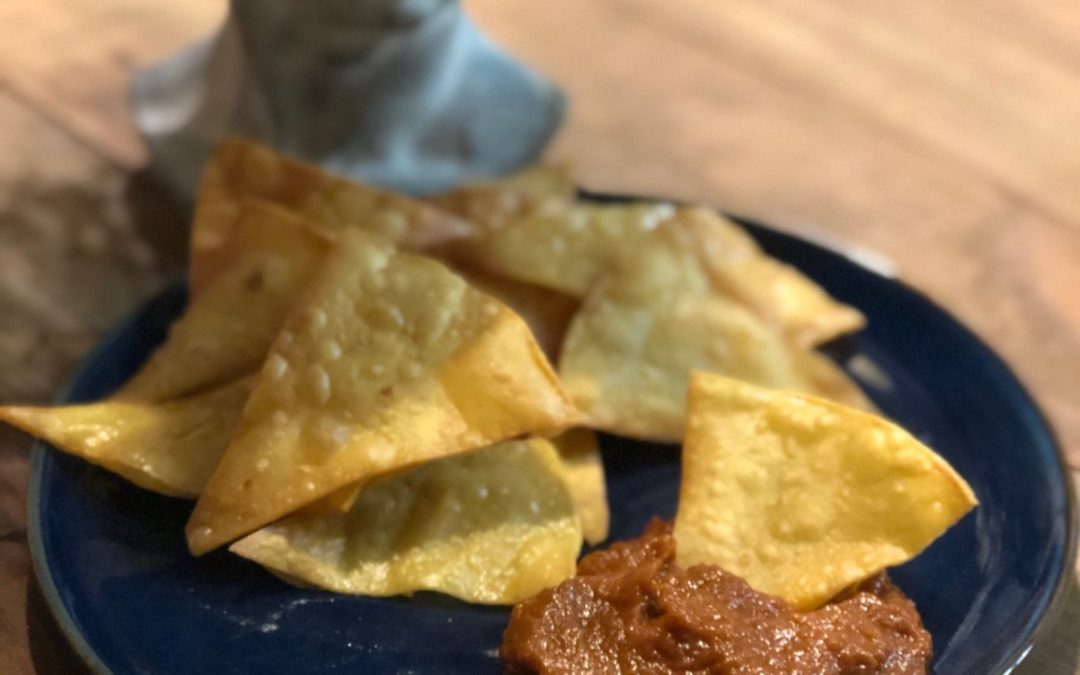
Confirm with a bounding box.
[29,214,1075,674]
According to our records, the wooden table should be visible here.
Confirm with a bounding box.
[1,1,1077,672]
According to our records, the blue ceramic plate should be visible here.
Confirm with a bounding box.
[29,212,1076,674]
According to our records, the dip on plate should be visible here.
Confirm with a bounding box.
[501,520,932,675]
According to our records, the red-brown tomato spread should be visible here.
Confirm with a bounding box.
[500,520,931,674]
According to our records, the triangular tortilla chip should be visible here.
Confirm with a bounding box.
[547,429,609,545]
[300,482,364,516]
[229,438,581,604]
[558,220,871,441]
[0,377,254,498]
[186,230,579,554]
[456,203,863,345]
[452,264,579,362]
[427,164,576,232]
[674,373,977,609]
[673,208,865,347]
[559,289,801,442]
[116,201,332,402]
[455,202,678,296]
[300,432,604,523]
[190,139,471,293]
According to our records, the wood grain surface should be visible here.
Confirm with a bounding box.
[0,0,1076,672]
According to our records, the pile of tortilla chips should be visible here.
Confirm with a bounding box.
[2,139,975,609]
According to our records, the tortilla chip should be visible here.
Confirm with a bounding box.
[427,164,576,232]
[302,482,364,516]
[186,230,579,554]
[558,220,870,441]
[454,264,579,362]
[548,429,609,545]
[559,291,798,442]
[307,431,607,540]
[116,201,332,402]
[455,202,678,296]
[230,438,581,604]
[190,139,471,293]
[673,208,865,347]
[674,373,977,609]
[458,203,863,345]
[0,377,254,498]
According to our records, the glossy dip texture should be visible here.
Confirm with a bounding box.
[501,521,931,674]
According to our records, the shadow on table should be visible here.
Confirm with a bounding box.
[26,574,91,675]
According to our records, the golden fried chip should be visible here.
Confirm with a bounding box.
[559,290,798,442]
[230,438,580,604]
[116,202,332,402]
[456,202,678,296]
[547,429,609,545]
[190,139,471,293]
[0,377,254,498]
[302,482,364,516]
[558,220,870,441]
[308,432,607,538]
[310,286,576,513]
[427,164,576,232]
[454,264,579,361]
[186,230,579,554]
[674,373,977,609]
[674,208,865,347]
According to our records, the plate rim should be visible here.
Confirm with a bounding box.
[26,209,1078,675]
[27,296,156,675]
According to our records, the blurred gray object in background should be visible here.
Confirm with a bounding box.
[131,0,565,198]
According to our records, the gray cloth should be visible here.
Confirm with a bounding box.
[131,0,565,198]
